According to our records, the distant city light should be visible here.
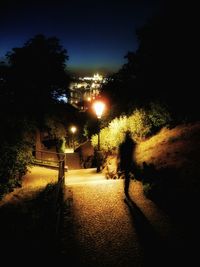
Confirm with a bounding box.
[69,73,108,111]
[57,94,68,103]
[79,73,103,81]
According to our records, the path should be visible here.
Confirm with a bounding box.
[0,165,58,205]
[59,168,185,267]
[1,166,196,265]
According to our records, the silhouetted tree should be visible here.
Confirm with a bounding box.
[5,34,70,118]
[0,34,72,197]
[102,4,198,122]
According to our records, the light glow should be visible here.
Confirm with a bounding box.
[71,126,77,134]
[93,100,105,119]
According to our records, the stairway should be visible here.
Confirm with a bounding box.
[65,152,82,170]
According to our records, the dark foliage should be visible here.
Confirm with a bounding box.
[0,34,72,195]
[0,182,62,260]
[101,5,199,122]
[2,34,70,118]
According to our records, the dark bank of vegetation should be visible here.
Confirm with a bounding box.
[0,35,86,198]
[135,122,200,214]
[0,182,62,259]
[90,3,199,220]
[100,6,198,123]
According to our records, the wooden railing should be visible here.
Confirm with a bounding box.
[33,150,66,236]
[33,149,66,168]
[54,159,65,235]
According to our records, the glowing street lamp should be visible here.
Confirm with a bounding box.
[93,100,105,120]
[71,126,77,134]
[70,126,77,151]
[92,100,105,172]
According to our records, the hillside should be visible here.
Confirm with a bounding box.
[134,121,200,218]
[135,121,200,171]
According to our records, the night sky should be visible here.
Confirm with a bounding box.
[0,0,165,75]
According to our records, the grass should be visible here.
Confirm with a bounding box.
[135,121,200,169]
[135,121,200,217]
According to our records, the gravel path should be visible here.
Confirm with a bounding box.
[59,169,184,267]
[1,166,196,265]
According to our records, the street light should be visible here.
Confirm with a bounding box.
[70,126,77,151]
[92,100,105,172]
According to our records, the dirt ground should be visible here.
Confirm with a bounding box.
[0,165,59,206]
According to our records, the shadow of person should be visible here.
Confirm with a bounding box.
[142,161,158,184]
[124,197,177,267]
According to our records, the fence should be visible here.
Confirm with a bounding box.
[33,149,66,236]
[55,158,65,235]
[33,149,66,168]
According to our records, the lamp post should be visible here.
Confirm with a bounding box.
[70,126,77,151]
[93,100,105,172]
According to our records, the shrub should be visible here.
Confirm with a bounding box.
[91,103,172,179]
[91,116,128,152]
[91,103,172,152]
[0,119,35,200]
[128,108,152,141]
[148,101,172,131]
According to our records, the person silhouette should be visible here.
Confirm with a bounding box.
[118,130,136,199]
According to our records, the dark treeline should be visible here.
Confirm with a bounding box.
[0,34,70,117]
[0,34,84,197]
[101,3,198,122]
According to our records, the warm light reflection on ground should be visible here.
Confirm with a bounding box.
[0,166,58,205]
[22,166,58,188]
[0,165,182,265]
[61,168,175,266]
[65,148,74,153]
[66,168,106,185]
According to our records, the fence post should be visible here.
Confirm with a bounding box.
[55,158,65,237]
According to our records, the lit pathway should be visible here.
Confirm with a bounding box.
[59,168,182,267]
[66,168,106,185]
[0,166,186,265]
[22,165,58,188]
[0,166,59,205]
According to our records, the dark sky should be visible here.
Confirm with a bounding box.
[0,0,165,75]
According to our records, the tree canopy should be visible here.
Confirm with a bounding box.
[2,34,70,117]
[0,34,72,197]
[101,6,198,122]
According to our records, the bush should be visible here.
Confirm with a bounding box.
[127,108,152,141]
[91,103,172,152]
[0,117,35,200]
[0,141,34,199]
[91,103,172,180]
[148,101,172,132]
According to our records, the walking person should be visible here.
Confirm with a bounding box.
[118,131,136,199]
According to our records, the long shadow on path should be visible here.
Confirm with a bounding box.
[124,196,179,267]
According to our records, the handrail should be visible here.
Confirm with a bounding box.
[32,150,66,236]
[55,159,65,235]
[32,149,66,167]
[33,149,65,156]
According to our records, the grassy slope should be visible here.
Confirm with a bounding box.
[135,121,200,170]
[135,121,200,217]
